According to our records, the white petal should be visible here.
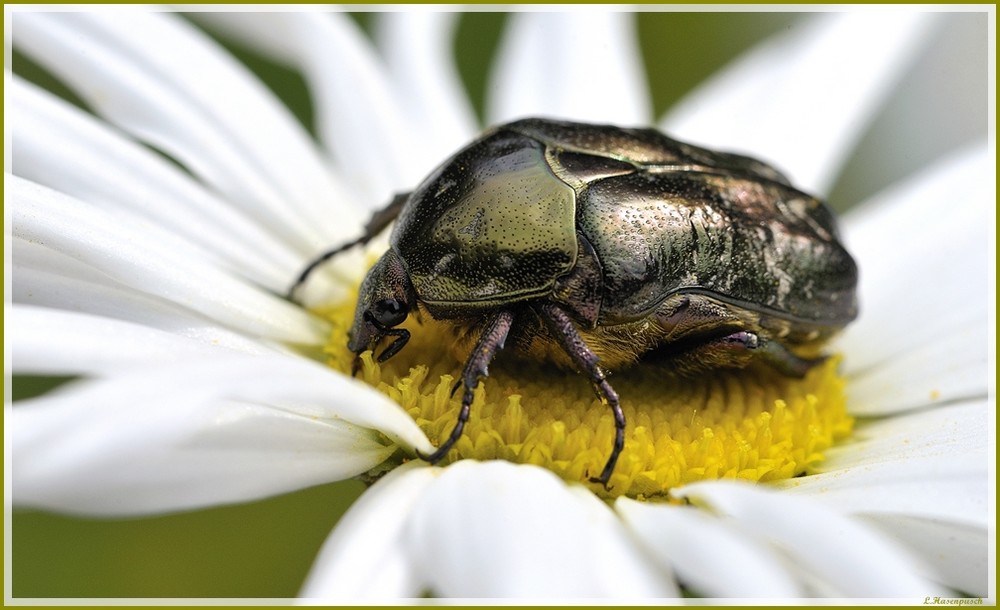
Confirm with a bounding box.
[191,11,422,205]
[13,235,117,288]
[285,12,426,203]
[777,400,989,528]
[11,242,423,455]
[858,514,988,597]
[9,304,275,376]
[373,11,479,164]
[662,12,937,195]
[12,353,431,516]
[9,176,329,345]
[10,75,306,291]
[784,420,990,598]
[300,462,437,600]
[672,481,948,597]
[13,11,348,249]
[616,497,801,597]
[828,14,989,207]
[777,408,989,597]
[403,461,676,598]
[836,143,991,414]
[488,11,651,125]
[12,241,284,352]
[9,301,201,375]
[844,309,987,416]
[185,8,310,64]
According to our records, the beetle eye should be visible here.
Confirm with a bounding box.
[372,298,407,328]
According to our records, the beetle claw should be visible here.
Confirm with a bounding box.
[418,384,474,466]
[415,445,450,465]
[588,474,614,491]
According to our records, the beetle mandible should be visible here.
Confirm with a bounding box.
[290,118,859,487]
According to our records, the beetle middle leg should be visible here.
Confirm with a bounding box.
[537,302,624,488]
[418,309,516,465]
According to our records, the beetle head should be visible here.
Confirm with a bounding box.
[348,249,416,373]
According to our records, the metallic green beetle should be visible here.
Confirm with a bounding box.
[291,118,859,486]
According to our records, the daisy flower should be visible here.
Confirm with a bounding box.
[7,8,993,600]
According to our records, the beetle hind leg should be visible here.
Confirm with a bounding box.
[657,328,822,378]
[652,296,823,377]
[689,329,826,378]
[756,338,826,378]
[417,310,515,465]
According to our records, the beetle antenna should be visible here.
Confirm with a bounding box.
[286,192,411,301]
[287,237,366,300]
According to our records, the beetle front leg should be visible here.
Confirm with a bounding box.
[418,310,515,465]
[538,302,624,488]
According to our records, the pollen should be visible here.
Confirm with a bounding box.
[320,297,853,500]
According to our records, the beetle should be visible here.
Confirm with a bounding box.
[290,118,859,487]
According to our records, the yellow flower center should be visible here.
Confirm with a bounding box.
[320,291,853,500]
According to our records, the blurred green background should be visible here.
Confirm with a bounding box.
[11,9,986,598]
